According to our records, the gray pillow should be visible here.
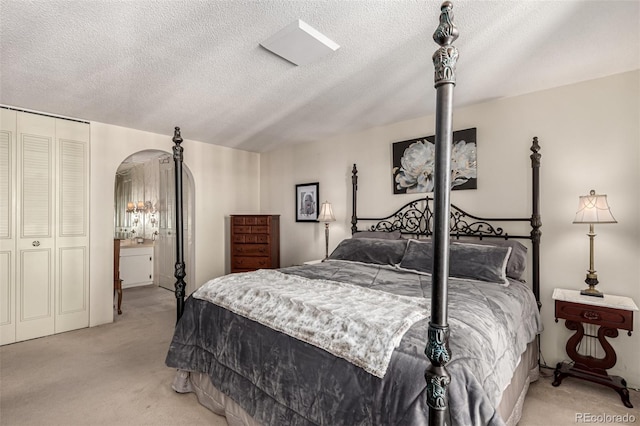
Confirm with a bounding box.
[399,240,512,285]
[453,239,527,280]
[328,238,408,266]
[352,230,402,240]
[397,240,434,274]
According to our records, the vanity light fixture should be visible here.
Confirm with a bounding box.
[126,200,152,226]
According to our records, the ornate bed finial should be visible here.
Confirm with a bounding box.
[173,126,183,144]
[173,127,184,162]
[530,136,541,168]
[432,1,459,87]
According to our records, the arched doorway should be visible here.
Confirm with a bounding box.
[113,150,195,296]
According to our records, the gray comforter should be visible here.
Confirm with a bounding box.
[165,260,542,426]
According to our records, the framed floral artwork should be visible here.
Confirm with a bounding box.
[392,127,477,194]
[295,182,319,222]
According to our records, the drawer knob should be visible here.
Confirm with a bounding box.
[583,311,600,321]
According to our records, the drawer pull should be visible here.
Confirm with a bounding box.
[583,311,600,321]
[32,241,40,247]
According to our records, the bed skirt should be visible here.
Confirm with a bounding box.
[499,338,539,426]
[172,338,539,426]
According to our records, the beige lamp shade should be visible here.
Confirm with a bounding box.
[318,201,336,223]
[573,190,617,224]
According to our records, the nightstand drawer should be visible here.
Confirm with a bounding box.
[555,300,633,331]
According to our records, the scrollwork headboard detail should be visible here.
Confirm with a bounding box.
[351,195,530,240]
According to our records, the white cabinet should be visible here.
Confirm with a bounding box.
[0,109,89,345]
[120,245,153,288]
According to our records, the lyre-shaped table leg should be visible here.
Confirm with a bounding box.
[552,320,633,408]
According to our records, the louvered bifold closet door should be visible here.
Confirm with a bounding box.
[16,112,56,341]
[0,109,17,345]
[55,120,89,333]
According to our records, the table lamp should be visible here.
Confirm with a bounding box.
[318,201,336,260]
[573,189,616,297]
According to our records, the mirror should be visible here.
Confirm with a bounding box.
[114,150,171,240]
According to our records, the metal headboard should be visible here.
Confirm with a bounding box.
[350,139,542,300]
[352,189,533,240]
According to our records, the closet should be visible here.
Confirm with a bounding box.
[0,108,90,345]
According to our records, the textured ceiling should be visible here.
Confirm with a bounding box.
[1,1,638,153]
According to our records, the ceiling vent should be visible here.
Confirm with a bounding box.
[260,19,339,66]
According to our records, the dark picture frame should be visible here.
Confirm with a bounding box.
[295,182,319,222]
[392,127,477,194]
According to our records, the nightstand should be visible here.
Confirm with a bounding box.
[552,288,638,408]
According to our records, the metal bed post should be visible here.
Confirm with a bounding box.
[351,164,358,234]
[172,126,186,322]
[426,2,458,425]
[530,137,542,309]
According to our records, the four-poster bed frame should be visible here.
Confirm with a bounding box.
[169,2,542,425]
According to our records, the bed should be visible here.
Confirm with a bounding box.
[165,2,543,425]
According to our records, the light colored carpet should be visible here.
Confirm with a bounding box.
[521,366,638,425]
[0,285,223,426]
[1,285,637,425]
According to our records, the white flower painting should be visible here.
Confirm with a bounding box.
[392,128,477,194]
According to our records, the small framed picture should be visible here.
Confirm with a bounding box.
[295,182,319,222]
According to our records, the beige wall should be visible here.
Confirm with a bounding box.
[90,123,260,327]
[260,70,640,387]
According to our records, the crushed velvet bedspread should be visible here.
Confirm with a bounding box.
[165,260,542,426]
[192,269,430,378]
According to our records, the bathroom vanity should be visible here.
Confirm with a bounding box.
[120,240,154,288]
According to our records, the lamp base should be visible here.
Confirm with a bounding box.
[580,287,604,298]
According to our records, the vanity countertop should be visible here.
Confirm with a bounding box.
[120,239,155,249]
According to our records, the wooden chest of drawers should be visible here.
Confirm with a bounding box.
[230,215,280,273]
